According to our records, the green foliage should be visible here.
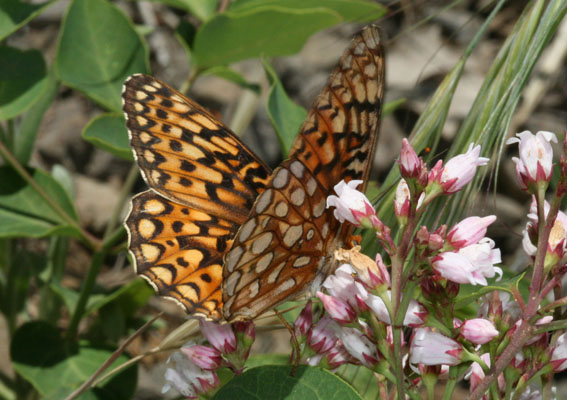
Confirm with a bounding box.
[56,0,149,111]
[11,321,137,399]
[82,114,133,160]
[0,47,48,120]
[212,365,362,400]
[1,0,565,397]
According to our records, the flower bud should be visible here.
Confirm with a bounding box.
[460,318,499,344]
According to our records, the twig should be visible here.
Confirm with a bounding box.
[65,312,163,400]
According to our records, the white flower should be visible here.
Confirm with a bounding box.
[327,180,377,226]
[410,329,462,366]
[507,130,557,189]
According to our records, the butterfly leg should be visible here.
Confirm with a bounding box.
[274,309,301,376]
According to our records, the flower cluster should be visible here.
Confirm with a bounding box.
[319,131,567,398]
[162,319,255,398]
[163,130,567,400]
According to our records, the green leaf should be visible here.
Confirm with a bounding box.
[0,0,57,40]
[0,47,48,120]
[228,0,386,23]
[0,167,80,238]
[82,113,133,160]
[56,0,149,111]
[14,68,59,164]
[262,59,306,156]
[201,66,261,93]
[146,0,218,20]
[213,365,362,400]
[193,6,342,68]
[85,278,154,316]
[11,321,137,399]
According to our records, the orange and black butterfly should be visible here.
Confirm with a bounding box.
[123,25,385,322]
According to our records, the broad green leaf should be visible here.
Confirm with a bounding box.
[262,59,306,156]
[228,0,386,23]
[146,0,218,20]
[212,365,362,400]
[0,0,57,40]
[82,113,133,160]
[201,66,261,93]
[0,47,48,120]
[0,167,80,238]
[337,364,379,400]
[14,69,59,164]
[193,6,342,68]
[11,321,137,399]
[56,0,149,111]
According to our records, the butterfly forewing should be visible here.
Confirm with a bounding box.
[222,26,385,321]
[123,75,271,320]
[123,74,271,220]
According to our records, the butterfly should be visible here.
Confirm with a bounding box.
[123,25,385,322]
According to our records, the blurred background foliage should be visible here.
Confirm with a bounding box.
[0,0,565,398]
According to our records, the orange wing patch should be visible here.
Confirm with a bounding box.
[123,76,272,320]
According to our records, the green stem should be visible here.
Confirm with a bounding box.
[0,140,101,250]
[66,251,105,341]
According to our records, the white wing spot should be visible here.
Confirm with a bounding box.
[252,232,273,254]
[290,187,305,207]
[290,161,305,178]
[238,219,257,242]
[273,168,290,189]
[255,189,273,214]
[283,225,303,248]
[275,202,289,218]
[255,252,273,274]
[293,256,311,268]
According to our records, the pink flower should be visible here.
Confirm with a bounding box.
[429,144,489,194]
[324,344,353,369]
[335,327,379,367]
[550,332,567,372]
[465,353,504,396]
[433,238,502,286]
[366,292,426,327]
[317,292,356,324]
[322,264,368,312]
[410,329,462,366]
[507,130,557,190]
[162,352,220,399]
[308,315,338,354]
[199,319,236,354]
[327,180,379,227]
[399,138,422,179]
[446,215,497,249]
[181,345,222,370]
[460,318,499,344]
[459,238,502,284]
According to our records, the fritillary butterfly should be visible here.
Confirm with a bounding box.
[123,25,385,322]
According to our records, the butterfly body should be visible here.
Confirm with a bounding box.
[123,25,385,322]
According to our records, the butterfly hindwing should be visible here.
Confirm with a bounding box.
[123,75,271,320]
[222,26,385,321]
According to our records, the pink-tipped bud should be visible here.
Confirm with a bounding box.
[327,180,381,229]
[447,215,497,249]
[181,345,222,370]
[551,333,567,372]
[506,130,557,191]
[317,292,357,324]
[429,144,489,194]
[295,300,314,336]
[460,318,499,344]
[399,138,422,179]
[199,319,237,354]
[308,316,338,354]
[410,329,462,366]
